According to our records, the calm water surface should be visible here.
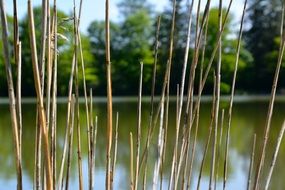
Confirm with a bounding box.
[0,97,285,189]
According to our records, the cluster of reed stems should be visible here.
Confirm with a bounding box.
[1,0,285,189]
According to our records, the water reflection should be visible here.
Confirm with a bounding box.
[0,99,285,189]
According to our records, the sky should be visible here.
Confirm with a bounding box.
[4,0,245,33]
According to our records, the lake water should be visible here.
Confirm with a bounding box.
[0,97,285,190]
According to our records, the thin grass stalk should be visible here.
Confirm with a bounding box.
[46,0,52,133]
[105,0,113,189]
[214,109,224,190]
[247,134,256,190]
[27,1,53,189]
[0,1,22,190]
[34,110,42,190]
[169,84,180,190]
[153,96,165,190]
[58,54,76,190]
[65,95,75,190]
[196,73,216,190]
[50,1,57,189]
[134,62,143,190]
[223,1,247,189]
[75,1,91,188]
[253,3,285,189]
[209,1,223,189]
[72,2,85,190]
[94,116,98,178]
[89,89,94,190]
[264,121,285,190]
[130,132,134,190]
[111,112,119,189]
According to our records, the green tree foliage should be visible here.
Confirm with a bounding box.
[0,7,94,96]
[88,5,153,95]
[244,0,283,92]
[203,8,252,93]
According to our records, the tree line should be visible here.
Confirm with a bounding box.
[0,0,284,96]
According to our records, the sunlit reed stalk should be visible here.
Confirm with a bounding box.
[27,1,53,189]
[16,42,22,161]
[209,1,223,189]
[105,0,113,189]
[141,1,177,184]
[50,0,57,188]
[153,95,165,190]
[142,15,161,190]
[197,72,216,190]
[0,1,22,190]
[65,95,75,190]
[247,134,256,190]
[264,121,285,190]
[111,112,119,189]
[214,109,224,190]
[130,132,134,190]
[224,0,247,189]
[253,2,285,189]
[134,62,143,190]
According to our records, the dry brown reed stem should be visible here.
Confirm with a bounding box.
[13,0,22,163]
[50,1,57,189]
[105,0,113,189]
[247,134,256,190]
[214,109,224,190]
[130,132,134,190]
[16,42,22,161]
[209,1,223,189]
[254,2,285,189]
[196,73,216,190]
[65,95,75,190]
[111,112,119,189]
[46,0,52,132]
[71,1,84,190]
[265,121,285,190]
[0,1,22,190]
[134,62,143,190]
[223,1,247,189]
[27,1,52,189]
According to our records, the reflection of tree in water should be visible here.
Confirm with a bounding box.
[1,101,285,189]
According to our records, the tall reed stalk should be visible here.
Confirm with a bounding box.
[27,0,52,189]
[253,1,285,189]
[0,1,22,190]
